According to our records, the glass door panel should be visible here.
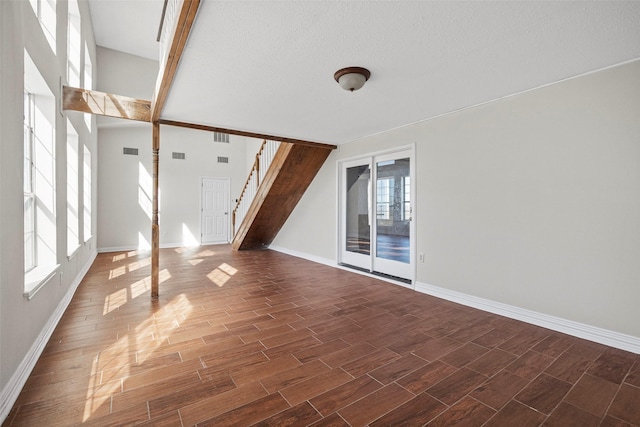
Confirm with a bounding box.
[341,160,371,270]
[373,152,413,280]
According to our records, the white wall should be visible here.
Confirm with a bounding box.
[96,46,158,129]
[95,49,261,252]
[0,0,98,420]
[97,125,250,251]
[274,59,640,341]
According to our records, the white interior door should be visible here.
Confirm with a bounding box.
[201,177,229,244]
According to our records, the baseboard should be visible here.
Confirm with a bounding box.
[98,245,142,253]
[269,245,415,289]
[97,242,229,254]
[269,246,640,354]
[269,245,337,268]
[415,281,640,355]
[0,250,98,423]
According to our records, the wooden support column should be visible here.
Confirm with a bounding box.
[151,122,160,298]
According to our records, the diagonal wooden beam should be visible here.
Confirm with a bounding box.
[158,119,338,150]
[62,86,151,122]
[151,0,201,122]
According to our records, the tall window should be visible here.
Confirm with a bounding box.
[67,120,79,256]
[28,0,57,54]
[83,145,92,241]
[83,42,93,130]
[24,92,36,272]
[24,50,57,294]
[67,0,81,87]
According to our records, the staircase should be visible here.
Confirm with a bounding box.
[231,141,333,250]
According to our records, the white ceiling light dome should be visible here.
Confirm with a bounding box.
[334,67,371,92]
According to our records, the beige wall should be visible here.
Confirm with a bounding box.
[274,59,640,339]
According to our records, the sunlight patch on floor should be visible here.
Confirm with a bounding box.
[109,265,126,280]
[103,288,128,315]
[206,263,237,287]
[104,269,172,314]
[85,294,192,421]
[218,263,237,275]
[197,249,216,257]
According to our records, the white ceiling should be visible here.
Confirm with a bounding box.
[90,1,640,145]
[88,0,163,61]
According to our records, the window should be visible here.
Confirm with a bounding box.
[67,0,81,87]
[24,92,36,272]
[402,176,411,221]
[24,50,58,297]
[83,42,93,130]
[83,145,92,242]
[376,178,393,221]
[28,0,57,54]
[67,120,79,256]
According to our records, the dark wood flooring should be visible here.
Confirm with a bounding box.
[4,245,640,426]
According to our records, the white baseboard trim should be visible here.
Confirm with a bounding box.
[269,246,415,289]
[98,242,230,254]
[0,250,98,423]
[415,281,640,355]
[269,245,337,269]
[269,246,640,354]
[98,245,143,253]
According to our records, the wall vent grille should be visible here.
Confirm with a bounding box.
[172,152,186,160]
[123,147,139,156]
[214,132,229,143]
[217,156,229,164]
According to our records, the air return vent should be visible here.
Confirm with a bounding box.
[214,132,229,143]
[217,156,229,164]
[123,147,138,156]
[172,152,186,160]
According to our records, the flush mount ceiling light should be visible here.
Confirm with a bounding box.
[334,67,371,92]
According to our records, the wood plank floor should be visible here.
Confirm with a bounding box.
[4,245,640,426]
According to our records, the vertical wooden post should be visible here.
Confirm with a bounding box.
[151,122,160,298]
[255,153,260,187]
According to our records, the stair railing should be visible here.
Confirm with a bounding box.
[232,140,281,236]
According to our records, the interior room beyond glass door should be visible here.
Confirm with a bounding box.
[372,152,412,280]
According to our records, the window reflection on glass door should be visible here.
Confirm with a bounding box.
[375,158,410,264]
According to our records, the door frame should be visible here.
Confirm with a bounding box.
[337,144,416,286]
[200,176,231,245]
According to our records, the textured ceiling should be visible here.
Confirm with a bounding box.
[91,1,640,145]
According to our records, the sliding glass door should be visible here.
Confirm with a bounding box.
[341,158,372,270]
[340,149,414,282]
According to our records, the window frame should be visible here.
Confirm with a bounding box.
[24,91,37,273]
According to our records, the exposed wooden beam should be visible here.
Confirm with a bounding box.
[63,86,151,122]
[158,119,338,150]
[151,0,201,122]
[151,122,160,298]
